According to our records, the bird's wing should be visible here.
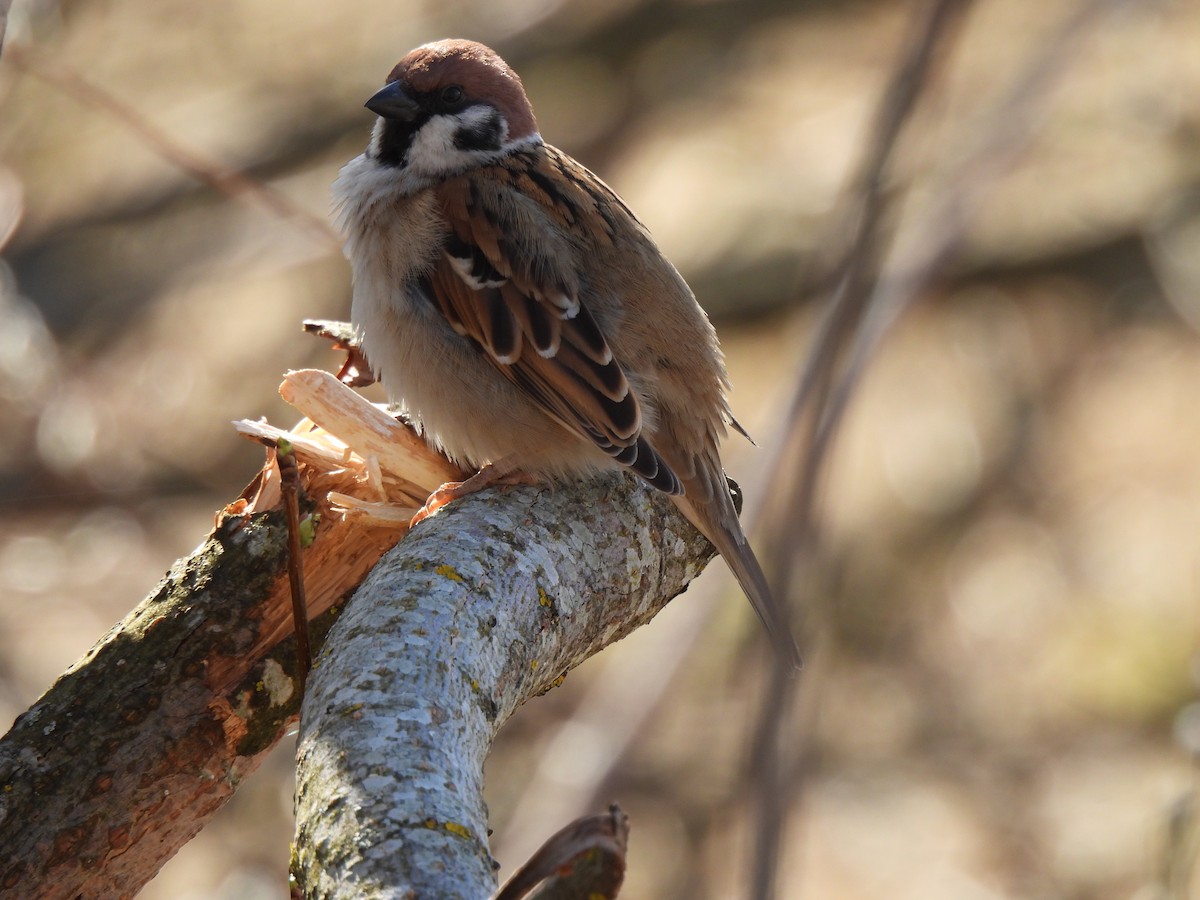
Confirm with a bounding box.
[427,147,681,494]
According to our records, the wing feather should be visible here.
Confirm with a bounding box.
[425,150,682,494]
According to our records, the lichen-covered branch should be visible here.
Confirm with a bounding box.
[292,473,716,899]
[0,466,715,898]
[0,367,719,898]
[0,507,307,897]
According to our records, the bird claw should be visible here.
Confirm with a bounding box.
[409,481,466,527]
[408,466,539,528]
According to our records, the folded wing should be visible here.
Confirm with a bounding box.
[425,154,682,495]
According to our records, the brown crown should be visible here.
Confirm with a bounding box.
[387,40,538,140]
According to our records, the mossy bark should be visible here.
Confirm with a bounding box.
[0,471,718,899]
[0,510,303,898]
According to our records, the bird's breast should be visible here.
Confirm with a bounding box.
[334,156,560,468]
[335,156,445,288]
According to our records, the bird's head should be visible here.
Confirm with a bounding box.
[365,39,540,180]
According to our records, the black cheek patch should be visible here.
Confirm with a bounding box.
[453,110,504,152]
[377,117,426,168]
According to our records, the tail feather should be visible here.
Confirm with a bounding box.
[671,489,802,671]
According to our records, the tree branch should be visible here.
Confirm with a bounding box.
[0,368,717,897]
[0,504,305,897]
[292,473,715,898]
[494,805,629,900]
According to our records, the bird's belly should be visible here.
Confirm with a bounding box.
[338,174,610,479]
[354,281,605,477]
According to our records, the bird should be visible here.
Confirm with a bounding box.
[333,38,800,669]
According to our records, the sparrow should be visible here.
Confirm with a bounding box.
[334,39,800,668]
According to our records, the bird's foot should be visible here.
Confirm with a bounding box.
[409,464,539,527]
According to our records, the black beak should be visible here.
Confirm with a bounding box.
[365,82,421,122]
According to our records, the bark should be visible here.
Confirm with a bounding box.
[292,473,714,899]
[0,490,408,897]
[0,505,297,897]
[0,369,717,897]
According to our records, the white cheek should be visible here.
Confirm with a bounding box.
[406,107,510,177]
[405,115,464,175]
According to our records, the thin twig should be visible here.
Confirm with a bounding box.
[748,4,973,896]
[0,1,12,60]
[749,0,1137,896]
[278,441,312,695]
[781,0,973,527]
[809,0,1135,475]
[4,45,340,247]
[493,805,629,900]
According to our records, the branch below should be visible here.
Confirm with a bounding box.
[292,472,715,897]
[0,367,719,898]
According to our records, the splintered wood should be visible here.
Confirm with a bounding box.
[212,369,467,678]
[234,368,464,525]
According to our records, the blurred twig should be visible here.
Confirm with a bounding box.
[4,45,339,247]
[749,3,973,896]
[807,0,1136,472]
[779,0,973,521]
[0,1,11,60]
[1160,789,1200,900]
[750,0,1137,896]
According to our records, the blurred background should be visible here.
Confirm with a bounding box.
[2,0,1199,897]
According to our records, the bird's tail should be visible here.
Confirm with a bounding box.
[671,488,802,671]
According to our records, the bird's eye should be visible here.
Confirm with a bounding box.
[439,85,467,109]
